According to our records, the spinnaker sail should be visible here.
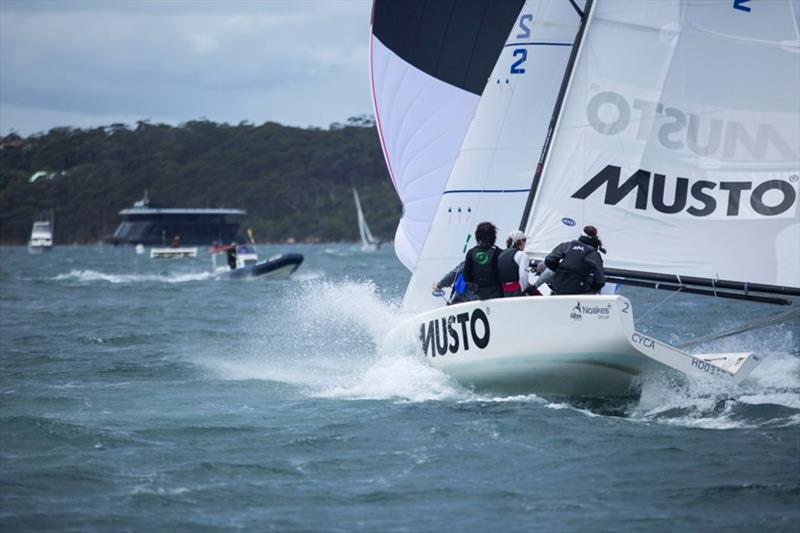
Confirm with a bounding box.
[370,0,525,271]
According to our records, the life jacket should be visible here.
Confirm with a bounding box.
[551,240,594,294]
[467,245,503,299]
[469,246,500,285]
[498,248,520,284]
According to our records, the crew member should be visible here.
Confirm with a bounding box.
[462,222,503,300]
[432,261,476,304]
[498,230,530,297]
[544,225,606,295]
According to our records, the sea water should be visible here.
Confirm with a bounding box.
[1,245,798,532]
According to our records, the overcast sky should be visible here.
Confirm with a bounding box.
[0,0,374,136]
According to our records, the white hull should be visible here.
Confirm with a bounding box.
[150,247,198,259]
[27,243,52,254]
[386,295,759,398]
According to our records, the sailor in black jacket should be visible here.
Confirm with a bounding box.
[545,226,606,295]
[462,222,503,300]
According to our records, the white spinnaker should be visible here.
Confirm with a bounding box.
[525,0,800,289]
[401,0,583,313]
[370,36,479,271]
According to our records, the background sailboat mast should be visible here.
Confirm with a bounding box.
[518,0,594,230]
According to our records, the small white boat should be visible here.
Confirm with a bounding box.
[28,212,53,253]
[353,188,382,251]
[150,247,198,259]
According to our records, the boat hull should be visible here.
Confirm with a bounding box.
[386,295,757,399]
[223,253,304,279]
[27,245,52,254]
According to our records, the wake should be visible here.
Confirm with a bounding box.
[201,278,799,428]
[202,279,464,402]
[53,269,213,284]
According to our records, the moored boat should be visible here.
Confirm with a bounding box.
[28,211,54,253]
[150,247,198,259]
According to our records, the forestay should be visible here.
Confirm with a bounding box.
[400,0,583,313]
[524,0,800,292]
[370,0,525,271]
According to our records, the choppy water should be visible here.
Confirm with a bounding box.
[1,245,798,532]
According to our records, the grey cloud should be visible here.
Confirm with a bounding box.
[0,0,372,134]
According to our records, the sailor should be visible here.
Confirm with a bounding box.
[531,259,554,294]
[462,222,503,300]
[432,261,476,305]
[498,230,531,297]
[544,225,606,295]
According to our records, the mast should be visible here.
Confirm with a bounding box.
[518,0,594,230]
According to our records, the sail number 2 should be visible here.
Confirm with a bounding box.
[510,14,533,75]
[510,50,527,74]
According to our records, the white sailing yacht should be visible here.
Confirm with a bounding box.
[353,188,382,251]
[28,210,53,253]
[371,0,799,397]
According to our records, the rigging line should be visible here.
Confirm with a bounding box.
[677,308,800,350]
[636,285,683,321]
[518,0,594,231]
[568,0,585,19]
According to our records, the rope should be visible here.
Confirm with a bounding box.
[677,308,800,349]
[637,285,684,320]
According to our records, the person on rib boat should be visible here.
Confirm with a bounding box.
[462,222,503,300]
[498,230,531,297]
[545,225,606,295]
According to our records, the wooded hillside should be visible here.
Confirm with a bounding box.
[0,116,400,244]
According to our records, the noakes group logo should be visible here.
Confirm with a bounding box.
[570,301,612,321]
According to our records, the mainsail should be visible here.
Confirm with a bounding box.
[399,0,585,312]
[370,0,525,271]
[523,0,800,300]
